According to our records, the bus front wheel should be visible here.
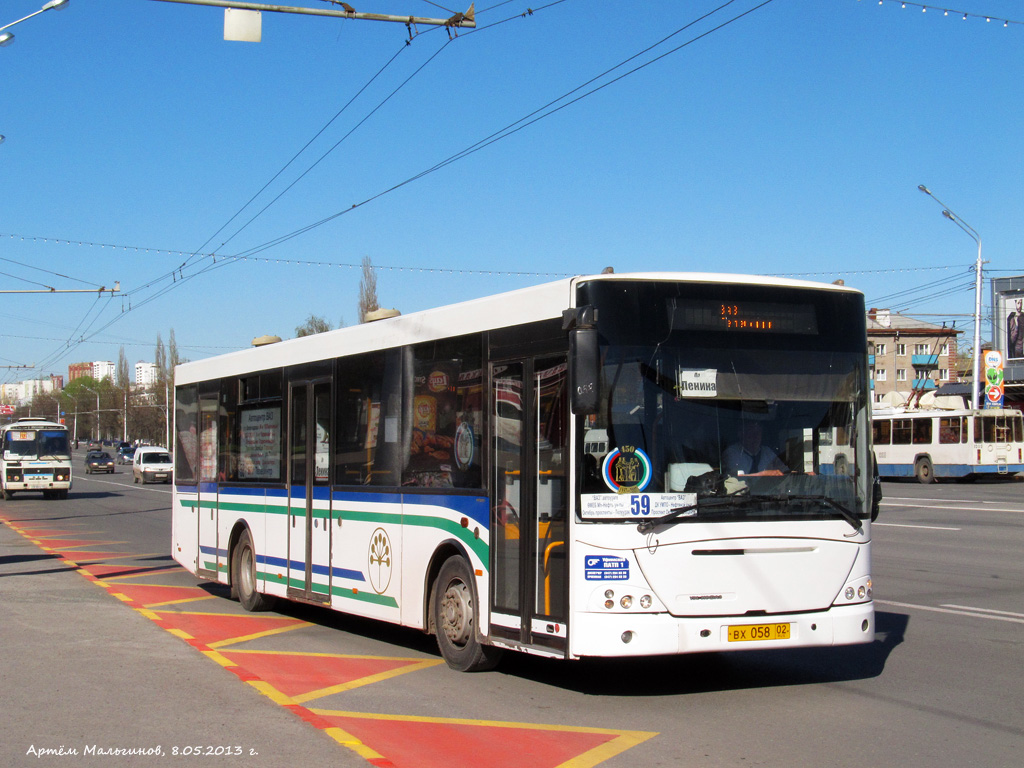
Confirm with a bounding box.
[915,457,934,484]
[433,556,502,672]
[231,529,275,612]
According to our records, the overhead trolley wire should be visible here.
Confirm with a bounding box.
[229,0,776,261]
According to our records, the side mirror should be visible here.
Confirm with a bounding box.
[871,452,882,522]
[564,307,599,415]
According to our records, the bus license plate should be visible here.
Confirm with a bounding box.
[727,623,791,642]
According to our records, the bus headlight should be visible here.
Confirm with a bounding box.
[836,576,872,605]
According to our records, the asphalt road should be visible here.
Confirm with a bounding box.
[1,460,1021,768]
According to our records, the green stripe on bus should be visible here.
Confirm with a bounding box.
[184,500,489,567]
[275,573,399,608]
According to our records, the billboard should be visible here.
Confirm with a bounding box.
[992,279,1024,362]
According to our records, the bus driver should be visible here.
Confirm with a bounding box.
[722,420,788,477]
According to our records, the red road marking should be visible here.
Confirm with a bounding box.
[316,713,620,768]
[153,611,307,648]
[26,537,125,550]
[1,515,658,767]
[99,582,216,606]
[220,651,429,701]
[54,550,143,563]
[77,563,175,579]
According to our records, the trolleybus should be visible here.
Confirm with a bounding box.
[872,406,1024,482]
[0,418,72,499]
[171,272,876,671]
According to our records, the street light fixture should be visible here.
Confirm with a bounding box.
[918,184,984,411]
[0,0,70,47]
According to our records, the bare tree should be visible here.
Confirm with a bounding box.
[155,333,168,384]
[358,255,379,323]
[168,329,181,370]
[116,347,130,387]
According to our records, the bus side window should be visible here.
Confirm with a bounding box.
[912,418,932,445]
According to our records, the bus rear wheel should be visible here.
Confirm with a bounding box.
[914,457,934,484]
[231,529,275,612]
[433,556,502,672]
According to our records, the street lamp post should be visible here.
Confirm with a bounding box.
[918,185,984,411]
[81,385,101,442]
[0,0,70,47]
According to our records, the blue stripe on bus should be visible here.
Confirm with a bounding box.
[879,463,1024,477]
[287,485,332,501]
[258,553,364,582]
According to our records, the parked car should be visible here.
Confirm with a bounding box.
[86,451,115,474]
[133,446,172,484]
[117,446,135,464]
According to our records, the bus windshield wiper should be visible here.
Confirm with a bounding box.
[636,492,758,534]
[755,494,864,534]
[636,493,864,535]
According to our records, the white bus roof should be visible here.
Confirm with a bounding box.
[175,271,863,385]
[1,419,66,431]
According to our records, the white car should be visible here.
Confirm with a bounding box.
[133,446,172,484]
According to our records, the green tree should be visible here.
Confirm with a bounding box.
[295,315,333,337]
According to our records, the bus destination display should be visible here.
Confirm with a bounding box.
[673,299,818,334]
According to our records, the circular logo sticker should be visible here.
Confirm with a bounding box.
[428,371,450,393]
[601,446,652,493]
[367,528,392,594]
[454,422,474,471]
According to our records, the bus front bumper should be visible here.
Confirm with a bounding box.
[569,602,874,659]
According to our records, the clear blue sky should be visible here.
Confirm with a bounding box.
[2,0,1021,383]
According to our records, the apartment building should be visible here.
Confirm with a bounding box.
[867,309,960,407]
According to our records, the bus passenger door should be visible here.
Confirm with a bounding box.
[287,379,333,603]
[196,392,221,578]
[490,355,569,654]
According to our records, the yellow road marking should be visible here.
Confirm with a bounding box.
[143,594,219,608]
[292,659,444,702]
[322,727,387,761]
[208,620,311,649]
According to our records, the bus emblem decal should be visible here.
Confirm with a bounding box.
[601,446,652,493]
[368,528,393,594]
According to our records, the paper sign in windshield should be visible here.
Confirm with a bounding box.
[677,368,718,397]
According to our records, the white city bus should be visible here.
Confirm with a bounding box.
[172,272,876,671]
[0,418,72,500]
[872,407,1024,482]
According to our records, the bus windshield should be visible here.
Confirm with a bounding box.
[3,429,71,460]
[578,281,870,524]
